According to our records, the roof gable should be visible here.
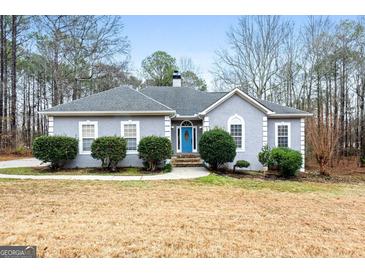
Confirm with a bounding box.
[199,88,273,115]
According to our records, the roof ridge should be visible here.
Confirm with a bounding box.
[136,90,174,111]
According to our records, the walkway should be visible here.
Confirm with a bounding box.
[0,158,209,181]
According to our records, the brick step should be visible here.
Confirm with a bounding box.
[171,157,202,163]
[172,162,203,167]
[173,154,200,159]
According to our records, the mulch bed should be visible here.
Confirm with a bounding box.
[214,167,365,185]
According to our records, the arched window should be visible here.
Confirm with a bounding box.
[227,114,245,151]
[180,120,193,127]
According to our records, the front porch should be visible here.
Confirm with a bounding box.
[170,119,203,154]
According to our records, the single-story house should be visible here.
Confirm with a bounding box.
[40,72,312,170]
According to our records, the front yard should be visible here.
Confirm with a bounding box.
[0,174,364,257]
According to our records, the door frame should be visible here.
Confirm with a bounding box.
[176,120,197,153]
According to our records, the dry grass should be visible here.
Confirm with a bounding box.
[0,176,364,258]
[0,166,159,176]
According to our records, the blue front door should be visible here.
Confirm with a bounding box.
[182,127,193,153]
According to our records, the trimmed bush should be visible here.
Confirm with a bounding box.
[258,145,272,167]
[138,136,172,171]
[233,160,250,173]
[270,147,303,177]
[32,135,78,169]
[91,136,127,171]
[198,128,236,170]
[163,163,173,173]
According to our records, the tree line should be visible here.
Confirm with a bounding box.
[0,16,206,151]
[213,16,365,164]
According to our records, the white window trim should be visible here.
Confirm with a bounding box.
[176,126,181,153]
[275,122,291,148]
[79,121,98,155]
[121,120,140,154]
[176,121,197,153]
[227,114,245,152]
[192,126,197,153]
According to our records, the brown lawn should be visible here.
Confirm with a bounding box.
[0,175,364,258]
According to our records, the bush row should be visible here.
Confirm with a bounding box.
[33,128,303,177]
[32,135,172,171]
[198,128,302,177]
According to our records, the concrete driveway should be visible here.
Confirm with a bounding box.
[0,157,44,168]
[0,157,210,181]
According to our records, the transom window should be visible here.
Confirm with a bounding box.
[121,121,140,153]
[79,121,98,154]
[181,120,193,127]
[275,122,291,148]
[227,114,245,151]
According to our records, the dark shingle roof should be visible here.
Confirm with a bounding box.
[140,87,227,116]
[44,85,310,116]
[250,96,310,115]
[141,86,310,116]
[43,86,173,113]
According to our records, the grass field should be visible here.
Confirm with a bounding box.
[0,174,364,257]
[0,166,159,176]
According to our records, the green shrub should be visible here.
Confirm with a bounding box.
[32,135,78,169]
[91,136,127,171]
[198,128,236,170]
[270,147,303,177]
[138,136,172,171]
[258,145,272,167]
[163,163,172,173]
[233,160,250,173]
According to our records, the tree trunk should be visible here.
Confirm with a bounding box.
[2,17,8,148]
[0,16,4,148]
[10,15,17,149]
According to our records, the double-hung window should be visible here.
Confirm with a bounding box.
[79,121,98,154]
[121,121,140,153]
[275,122,291,148]
[228,114,245,151]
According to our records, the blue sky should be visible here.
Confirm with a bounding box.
[122,15,358,89]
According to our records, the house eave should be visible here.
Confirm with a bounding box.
[171,114,202,120]
[267,113,313,118]
[38,110,176,116]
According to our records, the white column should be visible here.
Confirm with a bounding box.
[262,116,268,147]
[203,116,210,132]
[164,116,171,140]
[48,116,54,136]
[300,118,305,172]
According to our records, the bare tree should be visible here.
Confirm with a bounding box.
[213,16,290,99]
[307,116,339,175]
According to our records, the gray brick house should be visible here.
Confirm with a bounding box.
[41,73,312,170]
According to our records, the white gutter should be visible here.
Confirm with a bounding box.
[267,113,313,118]
[38,110,176,116]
